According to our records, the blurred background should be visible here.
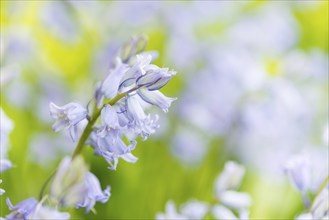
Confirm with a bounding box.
[0,1,328,219]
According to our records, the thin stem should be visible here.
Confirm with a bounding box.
[71,91,129,159]
[38,169,57,200]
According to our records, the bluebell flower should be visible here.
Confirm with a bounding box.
[50,156,88,207]
[6,197,38,220]
[77,172,111,213]
[284,154,310,192]
[136,68,176,91]
[100,58,129,100]
[180,200,209,220]
[96,130,137,170]
[219,191,252,210]
[49,102,88,142]
[125,94,159,139]
[214,161,245,195]
[137,88,176,113]
[212,205,250,220]
[156,201,187,220]
[97,105,122,137]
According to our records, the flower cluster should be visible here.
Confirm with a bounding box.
[156,161,252,219]
[2,36,176,219]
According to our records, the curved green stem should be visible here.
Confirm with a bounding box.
[71,91,129,158]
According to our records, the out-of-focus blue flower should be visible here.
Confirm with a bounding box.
[284,154,310,192]
[77,172,111,213]
[212,205,250,220]
[180,200,209,220]
[156,201,187,220]
[214,161,245,195]
[50,156,88,207]
[49,102,88,142]
[219,191,252,210]
[6,197,38,220]
[171,126,209,166]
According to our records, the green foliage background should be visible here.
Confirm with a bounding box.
[0,1,328,219]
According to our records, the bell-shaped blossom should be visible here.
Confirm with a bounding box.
[125,94,159,139]
[284,154,311,192]
[6,197,38,220]
[137,88,177,113]
[219,191,252,210]
[101,58,129,100]
[156,201,187,220]
[214,161,246,196]
[136,68,176,91]
[96,130,137,170]
[50,156,88,207]
[6,197,69,220]
[49,102,87,141]
[97,105,122,137]
[77,172,111,213]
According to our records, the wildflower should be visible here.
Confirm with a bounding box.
[96,130,137,170]
[97,105,122,137]
[6,197,69,220]
[219,191,252,210]
[284,154,310,192]
[50,156,88,207]
[180,200,209,220]
[214,161,245,195]
[212,205,250,220]
[125,94,159,139]
[137,88,177,113]
[49,102,87,141]
[100,58,129,100]
[136,68,176,91]
[77,172,111,213]
[156,201,187,220]
[6,197,38,220]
